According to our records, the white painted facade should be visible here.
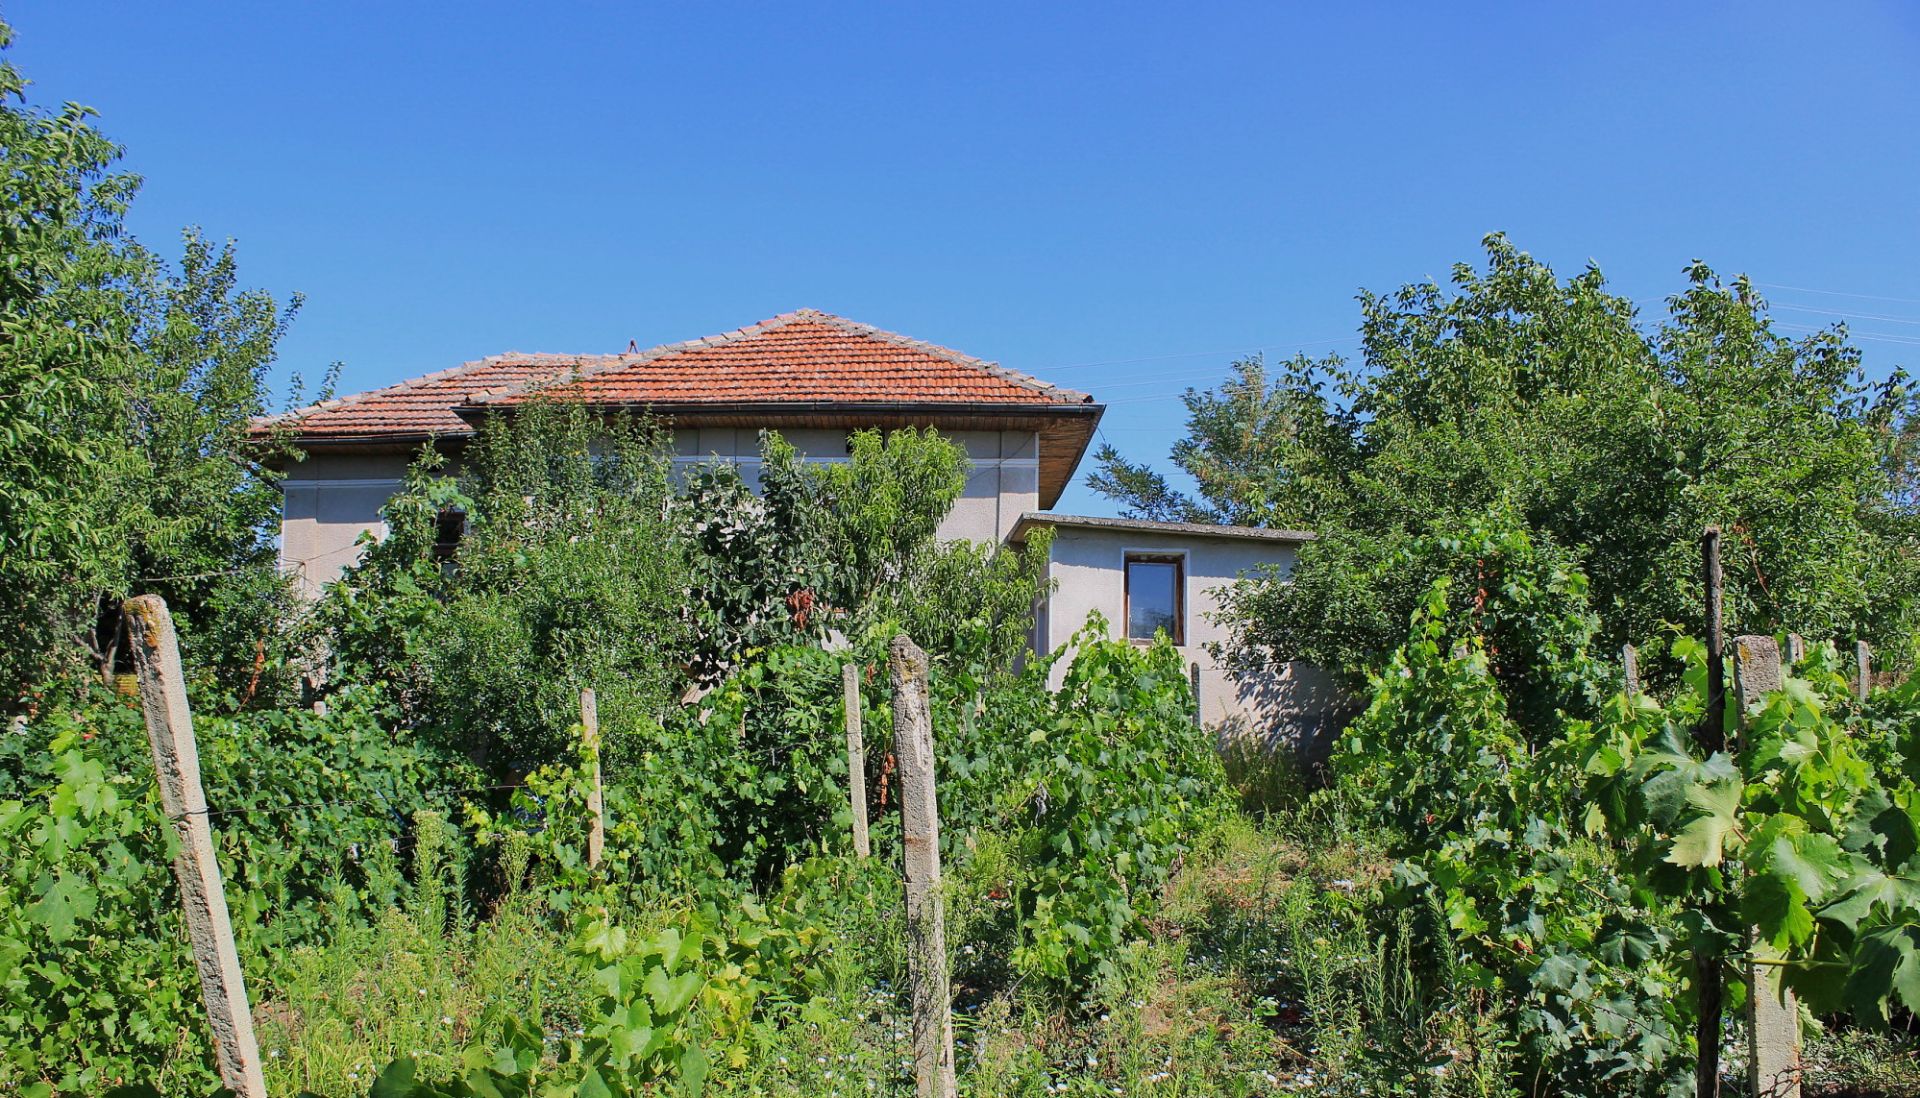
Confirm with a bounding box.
[1014,515,1353,755]
[278,428,1040,597]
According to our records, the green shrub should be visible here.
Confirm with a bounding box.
[1009,623,1228,989]
[318,402,693,775]
[0,684,463,1093]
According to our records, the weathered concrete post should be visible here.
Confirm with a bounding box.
[580,688,605,869]
[842,663,871,859]
[1697,527,1729,1098]
[890,635,957,1098]
[1857,641,1874,703]
[1784,634,1807,667]
[1735,634,1801,1098]
[124,596,268,1098]
[1623,643,1640,698]
[1189,661,1203,729]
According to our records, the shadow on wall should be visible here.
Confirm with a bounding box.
[1224,662,1361,773]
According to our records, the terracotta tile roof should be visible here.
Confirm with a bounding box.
[464,309,1093,409]
[256,310,1094,442]
[252,354,593,440]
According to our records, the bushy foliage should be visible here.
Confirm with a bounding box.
[886,528,1054,679]
[675,432,837,683]
[1336,575,1692,1093]
[1333,519,1920,1094]
[1580,638,1920,1025]
[676,426,972,682]
[1099,235,1920,682]
[811,427,970,628]
[319,403,693,772]
[1238,511,1604,746]
[0,20,298,705]
[0,684,459,1094]
[1010,624,1228,986]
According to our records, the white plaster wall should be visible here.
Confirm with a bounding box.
[667,427,1036,543]
[279,428,1041,594]
[1037,526,1349,754]
[277,453,412,598]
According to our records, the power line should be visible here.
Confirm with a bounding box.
[1767,302,1920,327]
[1756,281,1920,307]
[1775,322,1920,348]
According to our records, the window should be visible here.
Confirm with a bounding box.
[432,508,466,564]
[1124,553,1184,644]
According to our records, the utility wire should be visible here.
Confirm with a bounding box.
[1767,302,1920,327]
[1756,281,1920,307]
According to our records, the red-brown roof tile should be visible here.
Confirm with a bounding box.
[465,309,1091,408]
[252,354,592,440]
[256,310,1093,442]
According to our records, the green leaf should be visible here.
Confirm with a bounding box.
[1744,869,1814,951]
[369,1058,422,1098]
[1747,815,1848,904]
[1664,780,1743,868]
[1843,925,1920,1023]
[31,872,96,943]
[1821,870,1920,932]
[678,1043,710,1096]
[645,966,703,1017]
[578,1065,616,1098]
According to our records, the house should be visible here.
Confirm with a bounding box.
[1008,513,1352,755]
[257,308,1346,747]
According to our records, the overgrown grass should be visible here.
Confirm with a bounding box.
[239,810,1418,1095]
[244,807,1920,1097]
[254,894,592,1095]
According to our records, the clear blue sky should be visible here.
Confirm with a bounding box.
[13,2,1919,515]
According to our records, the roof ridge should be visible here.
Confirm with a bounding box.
[250,354,527,430]
[464,312,824,405]
[463,309,1093,407]
[797,311,1092,404]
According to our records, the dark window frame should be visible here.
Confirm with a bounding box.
[432,508,467,564]
[1123,552,1186,645]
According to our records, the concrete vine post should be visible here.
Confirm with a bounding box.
[1735,635,1801,1098]
[1189,661,1203,729]
[123,595,268,1098]
[1857,641,1873,703]
[581,688,605,869]
[842,663,871,859]
[890,635,957,1098]
[1696,527,1729,1098]
[1623,643,1640,698]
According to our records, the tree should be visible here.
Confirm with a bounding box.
[1088,356,1321,526]
[678,425,974,682]
[320,402,693,772]
[1098,235,1920,682]
[0,21,295,706]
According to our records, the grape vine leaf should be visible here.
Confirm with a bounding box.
[1821,869,1920,932]
[31,872,96,944]
[1842,924,1920,1023]
[1665,780,1743,868]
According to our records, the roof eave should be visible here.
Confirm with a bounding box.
[448,398,1101,420]
[1006,511,1317,545]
